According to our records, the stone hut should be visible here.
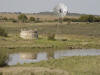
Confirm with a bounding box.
[20,29,38,39]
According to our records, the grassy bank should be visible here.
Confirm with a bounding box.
[0,34,100,50]
[0,56,100,75]
[0,67,68,75]
[16,56,100,75]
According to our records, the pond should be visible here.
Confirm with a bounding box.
[8,49,100,65]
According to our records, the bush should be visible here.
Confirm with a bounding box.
[79,15,95,22]
[29,17,35,22]
[0,27,8,37]
[63,17,71,22]
[0,51,8,67]
[88,15,95,22]
[0,72,2,75]
[0,17,8,21]
[35,18,42,23]
[71,18,79,22]
[18,14,28,22]
[63,17,79,22]
[94,17,100,22]
[2,17,8,21]
[47,33,55,40]
[0,16,3,20]
[8,18,17,23]
[58,15,100,23]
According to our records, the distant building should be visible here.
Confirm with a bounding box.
[20,29,38,39]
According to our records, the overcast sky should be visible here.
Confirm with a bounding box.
[0,0,100,15]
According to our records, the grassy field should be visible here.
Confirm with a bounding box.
[0,22,100,49]
[0,14,100,75]
[0,56,100,75]
[0,22,100,36]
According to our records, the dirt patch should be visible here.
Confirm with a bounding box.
[0,67,68,75]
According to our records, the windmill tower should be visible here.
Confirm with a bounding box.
[53,3,68,34]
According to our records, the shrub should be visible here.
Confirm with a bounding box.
[3,17,8,21]
[9,18,17,23]
[0,17,8,21]
[63,17,71,22]
[18,14,28,22]
[0,51,8,67]
[88,15,95,22]
[79,15,95,22]
[94,17,100,22]
[47,33,55,40]
[71,18,79,22]
[0,27,8,37]
[0,16,3,20]
[12,19,17,23]
[29,17,35,22]
[0,72,2,75]
[35,18,42,23]
[63,17,78,22]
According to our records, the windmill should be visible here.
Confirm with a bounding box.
[53,3,68,34]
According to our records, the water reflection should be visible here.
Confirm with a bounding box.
[20,53,37,59]
[54,49,100,58]
[8,52,48,65]
[8,49,100,65]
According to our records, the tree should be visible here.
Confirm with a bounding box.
[88,15,95,22]
[79,15,89,22]
[0,51,8,67]
[29,17,35,22]
[18,14,28,22]
[94,17,100,22]
[0,27,8,37]
[79,15,95,22]
[9,18,17,23]
[3,17,8,21]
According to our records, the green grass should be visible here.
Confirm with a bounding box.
[0,22,100,51]
[0,55,100,75]
[2,71,64,75]
[0,49,8,67]
[0,33,100,50]
[0,72,2,75]
[18,56,100,75]
[0,22,100,36]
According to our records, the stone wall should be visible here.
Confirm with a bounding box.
[20,29,37,39]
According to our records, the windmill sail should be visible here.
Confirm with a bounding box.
[54,3,68,17]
